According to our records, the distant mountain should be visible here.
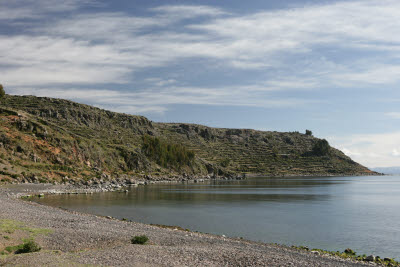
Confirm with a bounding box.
[0,94,377,184]
[372,167,400,175]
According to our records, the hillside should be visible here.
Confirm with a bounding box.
[0,94,375,184]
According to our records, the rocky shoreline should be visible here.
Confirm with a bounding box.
[0,183,387,266]
[4,175,247,197]
[4,171,382,197]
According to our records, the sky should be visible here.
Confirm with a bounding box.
[1,0,400,168]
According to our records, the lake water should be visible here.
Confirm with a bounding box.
[36,176,400,259]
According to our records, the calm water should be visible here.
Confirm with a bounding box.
[36,176,400,259]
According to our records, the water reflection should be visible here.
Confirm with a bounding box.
[36,176,400,259]
[41,177,340,205]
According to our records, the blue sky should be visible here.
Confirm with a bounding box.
[1,0,400,168]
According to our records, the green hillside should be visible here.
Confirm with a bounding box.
[0,94,375,184]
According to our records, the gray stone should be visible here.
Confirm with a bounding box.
[365,255,375,261]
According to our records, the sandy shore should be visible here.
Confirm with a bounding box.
[0,184,377,266]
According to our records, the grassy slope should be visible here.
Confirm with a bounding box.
[0,95,375,183]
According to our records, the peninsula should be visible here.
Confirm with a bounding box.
[0,94,375,186]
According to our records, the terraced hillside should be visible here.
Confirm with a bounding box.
[156,124,374,176]
[0,94,375,183]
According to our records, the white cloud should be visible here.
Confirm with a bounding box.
[8,85,310,117]
[331,65,400,86]
[3,0,400,112]
[4,0,400,87]
[95,104,168,115]
[41,13,167,40]
[330,131,400,168]
[0,0,93,20]
[0,35,133,86]
[150,5,227,18]
[385,112,400,119]
[145,78,177,87]
[392,149,400,157]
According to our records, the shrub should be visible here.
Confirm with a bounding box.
[0,84,4,98]
[131,235,149,245]
[4,240,41,254]
[344,248,356,256]
[220,158,230,167]
[16,240,41,254]
[312,139,330,156]
[0,133,10,145]
[142,135,195,169]
[305,129,312,136]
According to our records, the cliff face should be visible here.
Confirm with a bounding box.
[0,95,375,183]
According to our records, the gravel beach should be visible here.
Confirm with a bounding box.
[0,184,377,266]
